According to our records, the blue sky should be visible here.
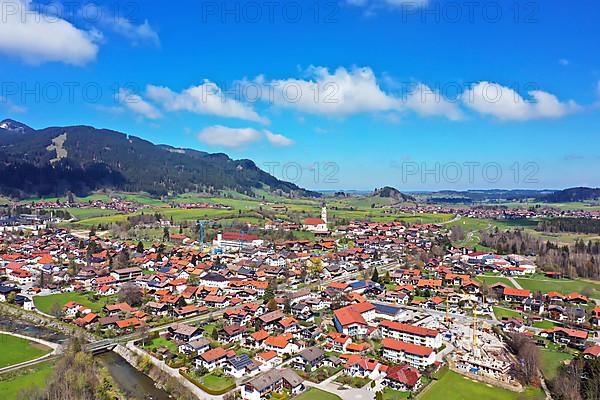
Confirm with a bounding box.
[1,0,599,191]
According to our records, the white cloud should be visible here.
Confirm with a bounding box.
[559,58,570,66]
[107,18,159,46]
[265,131,294,146]
[198,126,263,148]
[0,0,99,65]
[256,66,461,120]
[403,83,463,121]
[0,97,27,113]
[198,126,293,148]
[117,89,162,119]
[463,82,580,121]
[147,81,268,124]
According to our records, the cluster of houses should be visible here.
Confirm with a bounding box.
[1,214,599,400]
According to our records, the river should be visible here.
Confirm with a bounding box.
[97,352,172,400]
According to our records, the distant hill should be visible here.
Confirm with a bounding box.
[536,187,600,203]
[0,119,34,134]
[372,186,416,202]
[0,119,318,199]
[416,189,553,203]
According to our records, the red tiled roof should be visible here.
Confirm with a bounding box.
[503,287,531,297]
[381,338,433,357]
[380,320,439,338]
[386,364,421,387]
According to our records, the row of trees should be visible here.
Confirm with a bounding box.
[550,356,600,400]
[537,217,600,235]
[480,229,600,279]
[16,337,115,400]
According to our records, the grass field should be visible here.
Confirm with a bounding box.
[382,387,410,399]
[475,276,516,288]
[143,336,178,354]
[198,374,235,392]
[540,349,573,380]
[492,307,522,320]
[0,361,54,400]
[532,320,556,329]
[59,208,120,220]
[74,212,141,227]
[295,388,343,400]
[514,277,600,298]
[421,371,545,400]
[0,334,52,368]
[33,292,115,315]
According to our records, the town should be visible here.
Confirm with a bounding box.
[1,201,599,400]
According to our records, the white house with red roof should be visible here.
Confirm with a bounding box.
[333,302,376,337]
[302,205,328,234]
[214,232,263,251]
[379,320,442,349]
[381,338,436,369]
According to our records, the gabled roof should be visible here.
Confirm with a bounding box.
[380,320,439,338]
[381,338,433,357]
[503,287,531,297]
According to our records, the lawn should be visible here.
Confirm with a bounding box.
[295,388,342,400]
[492,307,522,320]
[532,320,555,329]
[421,371,545,400]
[476,276,516,288]
[142,336,178,354]
[514,277,600,298]
[0,334,52,368]
[197,373,236,392]
[540,349,573,380]
[334,374,371,388]
[33,292,115,315]
[382,387,410,399]
[0,361,54,400]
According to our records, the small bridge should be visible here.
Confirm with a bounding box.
[86,338,118,355]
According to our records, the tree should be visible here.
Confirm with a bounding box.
[506,333,540,385]
[138,324,150,347]
[163,227,170,242]
[211,327,219,341]
[24,335,101,400]
[118,282,143,306]
[263,280,276,302]
[50,302,63,318]
[136,241,144,253]
[371,268,380,283]
[267,298,278,311]
[113,248,130,270]
[6,291,16,303]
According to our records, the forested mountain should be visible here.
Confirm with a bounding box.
[372,186,416,202]
[536,187,600,202]
[0,119,317,198]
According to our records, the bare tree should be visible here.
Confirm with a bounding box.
[506,333,540,385]
[118,282,143,306]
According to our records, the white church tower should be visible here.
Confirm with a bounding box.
[321,203,327,224]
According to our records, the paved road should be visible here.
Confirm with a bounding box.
[506,277,523,289]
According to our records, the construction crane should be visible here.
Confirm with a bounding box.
[196,220,212,245]
[472,308,478,355]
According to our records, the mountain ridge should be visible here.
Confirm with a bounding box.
[0,119,318,199]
